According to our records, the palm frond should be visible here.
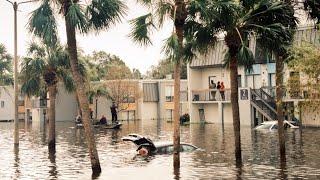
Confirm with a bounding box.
[27,42,46,57]
[155,0,174,27]
[21,77,42,97]
[66,3,88,33]
[28,0,57,46]
[304,0,320,24]
[56,69,75,92]
[237,45,254,71]
[86,0,127,31]
[162,33,180,63]
[129,13,156,46]
[136,0,152,7]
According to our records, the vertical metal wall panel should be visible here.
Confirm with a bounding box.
[143,83,159,102]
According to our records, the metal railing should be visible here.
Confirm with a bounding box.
[192,89,231,102]
[251,89,277,121]
[253,88,276,109]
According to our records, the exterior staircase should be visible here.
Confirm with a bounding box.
[250,88,277,121]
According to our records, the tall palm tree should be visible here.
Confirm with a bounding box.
[28,0,126,173]
[20,42,75,152]
[186,0,296,165]
[0,44,13,86]
[129,0,216,168]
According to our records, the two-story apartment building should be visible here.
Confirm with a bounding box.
[93,79,188,121]
[188,26,320,127]
[21,79,188,122]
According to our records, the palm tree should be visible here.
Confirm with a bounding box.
[87,83,108,119]
[0,44,13,86]
[187,0,296,165]
[304,0,320,24]
[28,0,126,173]
[20,42,75,152]
[129,0,202,168]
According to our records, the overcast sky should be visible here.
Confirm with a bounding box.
[0,0,173,74]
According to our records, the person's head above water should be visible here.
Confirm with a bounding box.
[137,146,150,156]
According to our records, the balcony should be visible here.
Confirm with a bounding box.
[192,89,231,103]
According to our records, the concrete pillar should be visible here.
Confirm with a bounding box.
[137,81,143,120]
[218,102,224,125]
[187,63,193,122]
[294,101,301,121]
[157,81,162,120]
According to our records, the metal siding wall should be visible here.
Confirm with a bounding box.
[143,83,159,102]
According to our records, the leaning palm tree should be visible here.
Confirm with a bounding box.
[0,44,13,86]
[20,42,75,152]
[186,0,296,165]
[28,0,126,173]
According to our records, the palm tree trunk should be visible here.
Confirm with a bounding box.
[276,55,286,162]
[173,0,186,169]
[230,56,242,166]
[48,85,57,152]
[65,14,101,174]
[173,59,181,169]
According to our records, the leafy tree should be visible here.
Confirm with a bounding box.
[81,51,133,81]
[186,0,296,165]
[132,68,142,79]
[29,0,126,173]
[287,42,320,109]
[146,59,187,79]
[0,44,13,86]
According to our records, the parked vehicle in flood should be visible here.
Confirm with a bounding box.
[255,120,299,131]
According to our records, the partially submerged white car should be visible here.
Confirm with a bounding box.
[255,120,299,131]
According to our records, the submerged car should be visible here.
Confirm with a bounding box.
[255,120,299,131]
[122,134,198,155]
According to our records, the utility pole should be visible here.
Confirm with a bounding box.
[4,0,35,146]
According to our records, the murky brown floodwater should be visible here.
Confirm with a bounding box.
[0,120,320,179]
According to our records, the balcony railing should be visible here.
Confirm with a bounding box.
[192,89,231,102]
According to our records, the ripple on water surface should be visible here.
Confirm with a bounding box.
[0,121,320,179]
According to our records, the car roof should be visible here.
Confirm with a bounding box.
[261,121,277,125]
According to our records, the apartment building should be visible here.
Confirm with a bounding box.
[187,26,320,127]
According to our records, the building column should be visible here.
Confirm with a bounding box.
[218,102,224,125]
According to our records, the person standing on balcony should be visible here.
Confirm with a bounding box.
[217,81,221,97]
[220,82,225,101]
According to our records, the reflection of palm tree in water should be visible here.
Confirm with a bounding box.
[14,146,20,179]
[48,150,58,178]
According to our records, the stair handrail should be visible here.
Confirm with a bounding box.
[250,92,277,120]
[260,87,276,106]
[251,88,277,114]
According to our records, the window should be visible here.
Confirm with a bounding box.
[166,109,173,120]
[238,75,242,88]
[165,86,174,102]
[1,101,4,108]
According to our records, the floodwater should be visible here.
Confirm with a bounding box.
[0,120,320,180]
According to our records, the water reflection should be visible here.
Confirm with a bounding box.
[0,121,320,179]
[48,150,58,179]
[14,145,20,179]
